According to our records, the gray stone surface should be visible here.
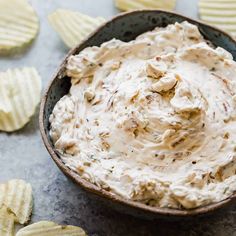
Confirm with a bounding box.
[0,0,235,235]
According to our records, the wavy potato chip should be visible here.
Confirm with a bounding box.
[0,67,42,132]
[0,206,15,236]
[48,9,105,48]
[0,179,33,224]
[16,221,87,236]
[115,0,176,11]
[199,0,236,38]
[0,0,39,55]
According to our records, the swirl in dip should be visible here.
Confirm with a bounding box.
[49,22,236,209]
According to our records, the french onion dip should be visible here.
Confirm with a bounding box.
[49,22,236,209]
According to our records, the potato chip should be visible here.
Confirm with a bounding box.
[48,9,105,48]
[16,221,87,236]
[0,0,39,55]
[0,67,42,132]
[0,206,15,236]
[199,0,236,37]
[0,179,33,224]
[115,0,176,11]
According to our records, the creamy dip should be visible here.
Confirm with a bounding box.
[49,22,236,209]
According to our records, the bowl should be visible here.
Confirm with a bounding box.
[39,10,236,220]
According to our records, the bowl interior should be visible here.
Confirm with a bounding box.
[40,10,236,219]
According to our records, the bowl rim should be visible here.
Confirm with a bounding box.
[39,9,236,217]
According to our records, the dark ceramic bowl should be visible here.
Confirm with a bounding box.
[39,10,236,220]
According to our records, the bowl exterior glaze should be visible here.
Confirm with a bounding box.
[40,10,236,220]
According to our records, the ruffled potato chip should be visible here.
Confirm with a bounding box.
[0,206,15,236]
[199,0,236,38]
[16,221,87,236]
[48,9,105,48]
[0,179,33,224]
[0,0,39,55]
[0,67,42,132]
[115,0,176,11]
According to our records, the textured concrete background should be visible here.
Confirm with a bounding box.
[0,0,236,235]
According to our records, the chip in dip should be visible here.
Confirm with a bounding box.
[49,22,236,209]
